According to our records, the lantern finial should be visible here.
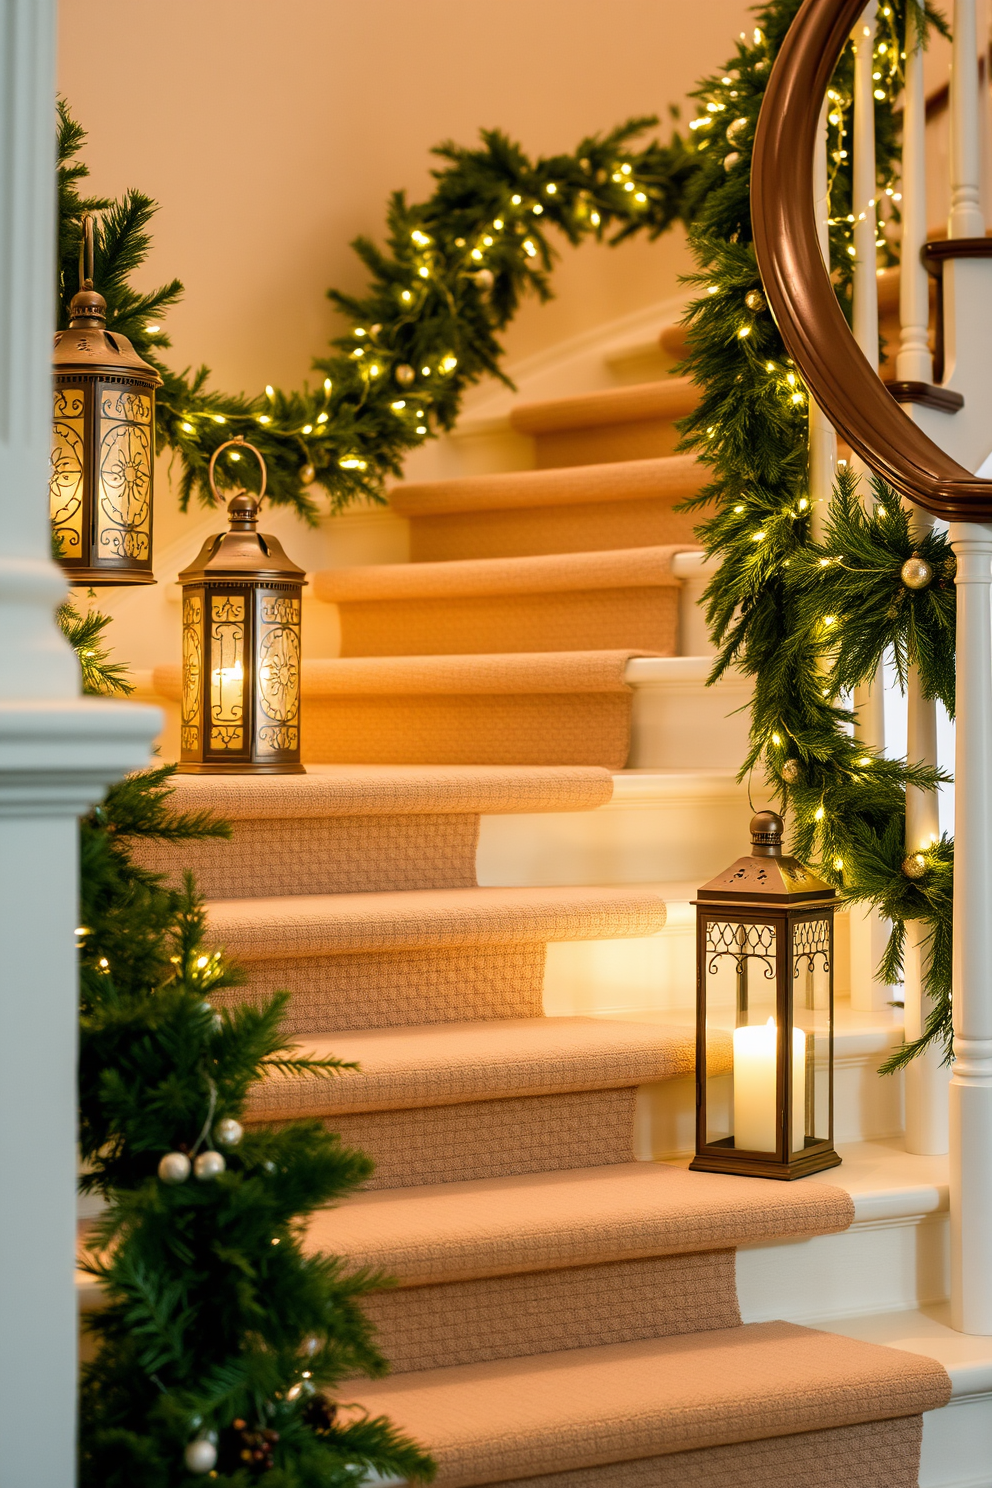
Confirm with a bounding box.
[750,811,784,856]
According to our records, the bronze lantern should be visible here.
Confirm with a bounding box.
[690,811,840,1180]
[50,217,163,585]
[177,439,306,775]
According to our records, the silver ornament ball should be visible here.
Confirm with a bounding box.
[902,852,928,880]
[472,268,495,292]
[781,759,801,784]
[194,1149,226,1181]
[184,1438,218,1474]
[395,363,415,387]
[745,290,766,313]
[901,555,933,590]
[157,1151,191,1185]
[215,1117,244,1148]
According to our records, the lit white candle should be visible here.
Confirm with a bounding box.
[733,1017,806,1153]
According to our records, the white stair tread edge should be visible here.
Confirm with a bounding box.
[798,1140,948,1225]
[819,1304,992,1399]
[607,769,749,804]
[625,655,751,686]
[671,551,719,580]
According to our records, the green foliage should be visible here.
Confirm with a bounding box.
[76,767,432,1485]
[677,1,956,1067]
[57,103,705,523]
[57,598,134,697]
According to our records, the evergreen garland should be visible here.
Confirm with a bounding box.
[676,0,955,1068]
[58,103,703,523]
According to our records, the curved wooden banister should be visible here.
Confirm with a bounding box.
[751,0,992,521]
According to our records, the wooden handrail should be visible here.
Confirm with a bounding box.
[751,0,992,521]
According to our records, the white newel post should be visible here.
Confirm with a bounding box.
[948,523,992,1334]
[0,3,161,1484]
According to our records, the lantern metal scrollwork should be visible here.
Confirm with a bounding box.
[177,438,306,775]
[51,216,163,585]
[690,811,840,1180]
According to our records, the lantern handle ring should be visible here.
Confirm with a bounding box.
[208,436,268,507]
[79,213,95,290]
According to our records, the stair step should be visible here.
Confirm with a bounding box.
[309,1159,854,1285]
[249,1016,696,1121]
[313,545,689,657]
[390,454,703,561]
[508,378,699,469]
[130,764,614,899]
[337,1320,949,1488]
[204,882,667,1033]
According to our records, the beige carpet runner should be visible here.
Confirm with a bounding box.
[146,764,951,1485]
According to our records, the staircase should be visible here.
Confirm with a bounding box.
[124,354,992,1485]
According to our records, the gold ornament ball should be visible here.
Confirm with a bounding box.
[215,1117,243,1147]
[726,116,749,143]
[184,1439,218,1475]
[472,268,495,292]
[723,152,741,172]
[902,852,927,880]
[194,1149,226,1181]
[395,364,415,387]
[158,1151,191,1184]
[745,290,766,313]
[300,463,315,486]
[781,759,801,784]
[901,555,933,590]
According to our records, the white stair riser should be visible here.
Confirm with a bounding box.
[920,1396,992,1488]
[737,1215,949,1326]
[628,672,752,770]
[478,779,753,889]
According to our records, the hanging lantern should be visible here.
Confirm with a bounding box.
[50,216,162,585]
[177,438,306,775]
[691,811,840,1180]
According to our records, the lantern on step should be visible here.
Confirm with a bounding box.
[690,812,839,1180]
[50,216,162,584]
[176,438,306,774]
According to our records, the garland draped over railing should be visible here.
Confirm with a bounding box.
[676,0,955,1068]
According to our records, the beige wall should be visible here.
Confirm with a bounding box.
[58,0,753,400]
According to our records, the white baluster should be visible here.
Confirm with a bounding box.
[904,510,950,1155]
[809,97,837,545]
[897,1,934,386]
[848,0,890,1008]
[0,2,161,1479]
[951,0,986,238]
[948,522,992,1334]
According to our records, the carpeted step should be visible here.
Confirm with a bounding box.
[339,1321,950,1488]
[249,1016,693,1189]
[205,882,667,1031]
[313,545,690,658]
[129,764,613,898]
[307,1160,853,1373]
[509,379,699,469]
[153,651,652,768]
[389,454,704,561]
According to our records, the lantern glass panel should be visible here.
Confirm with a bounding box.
[791,913,832,1157]
[209,592,247,753]
[50,387,86,558]
[255,589,302,757]
[181,590,204,756]
[704,918,780,1153]
[95,385,154,564]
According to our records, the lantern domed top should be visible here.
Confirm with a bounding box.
[696,810,834,905]
[53,284,163,385]
[178,493,307,586]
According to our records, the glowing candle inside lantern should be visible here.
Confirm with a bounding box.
[733,1017,806,1153]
